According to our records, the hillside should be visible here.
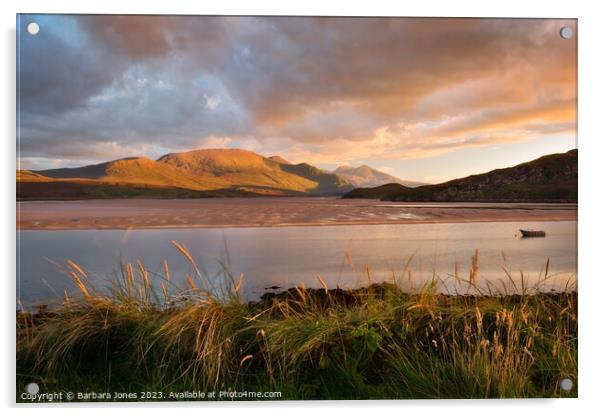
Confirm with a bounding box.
[158,149,351,194]
[158,149,278,175]
[334,165,426,188]
[18,149,353,200]
[38,157,229,190]
[343,149,577,202]
[16,170,51,182]
[277,162,353,194]
[16,178,265,200]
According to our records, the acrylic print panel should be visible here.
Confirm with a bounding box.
[16,15,577,402]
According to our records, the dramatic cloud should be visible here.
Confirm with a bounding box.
[17,15,576,178]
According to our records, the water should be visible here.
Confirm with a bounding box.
[17,221,577,307]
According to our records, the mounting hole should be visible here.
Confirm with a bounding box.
[26,22,40,35]
[25,382,40,395]
[560,378,573,391]
[560,26,573,40]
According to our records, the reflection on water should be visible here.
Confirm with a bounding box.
[17,221,577,306]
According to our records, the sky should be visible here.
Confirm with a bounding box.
[17,15,577,183]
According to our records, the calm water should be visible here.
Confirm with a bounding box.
[17,221,577,306]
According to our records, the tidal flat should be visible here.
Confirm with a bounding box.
[17,197,577,230]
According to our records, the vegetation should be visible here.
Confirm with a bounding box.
[17,243,577,401]
[16,180,285,200]
[344,149,577,202]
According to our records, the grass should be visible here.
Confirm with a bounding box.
[16,242,577,401]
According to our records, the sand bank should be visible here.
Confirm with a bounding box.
[17,197,577,230]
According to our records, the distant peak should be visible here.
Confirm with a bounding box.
[334,165,353,171]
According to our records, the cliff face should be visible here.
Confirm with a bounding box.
[344,149,577,202]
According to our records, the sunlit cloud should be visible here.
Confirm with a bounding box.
[17,15,577,180]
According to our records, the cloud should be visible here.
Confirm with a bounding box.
[18,18,122,115]
[17,15,577,169]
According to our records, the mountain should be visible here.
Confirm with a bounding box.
[18,149,353,200]
[158,149,278,176]
[37,157,229,190]
[334,165,426,188]
[157,149,352,194]
[277,162,353,194]
[268,155,292,165]
[343,149,577,202]
[16,170,51,181]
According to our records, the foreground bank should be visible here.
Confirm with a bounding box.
[17,255,577,401]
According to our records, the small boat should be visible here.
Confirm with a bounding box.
[520,229,546,238]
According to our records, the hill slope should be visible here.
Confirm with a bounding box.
[16,170,51,182]
[37,157,229,190]
[158,149,351,194]
[343,149,577,202]
[278,163,353,194]
[334,165,426,188]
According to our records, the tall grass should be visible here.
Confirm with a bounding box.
[16,242,577,400]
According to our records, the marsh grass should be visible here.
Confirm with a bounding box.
[16,241,577,401]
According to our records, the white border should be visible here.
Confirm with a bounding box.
[2,0,601,414]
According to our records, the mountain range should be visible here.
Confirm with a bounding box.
[343,149,577,202]
[17,149,362,200]
[18,148,575,202]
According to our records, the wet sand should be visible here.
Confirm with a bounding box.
[16,197,577,230]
